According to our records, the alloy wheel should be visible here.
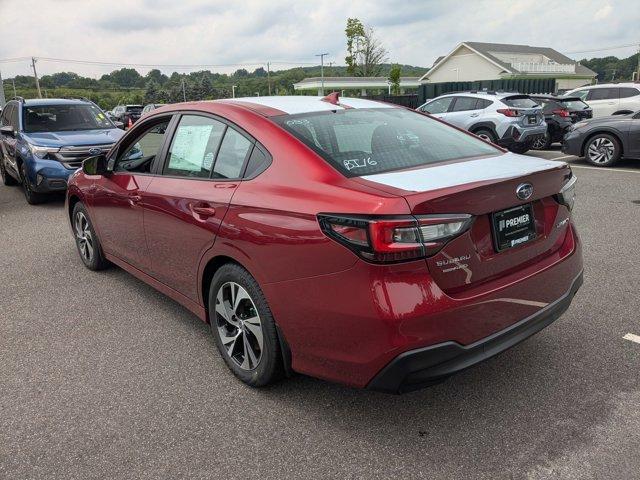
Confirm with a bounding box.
[587,137,615,164]
[532,134,549,150]
[215,281,263,370]
[74,211,95,262]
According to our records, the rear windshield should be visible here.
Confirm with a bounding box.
[126,106,143,113]
[274,108,501,177]
[23,104,114,133]
[502,96,539,108]
[559,98,590,110]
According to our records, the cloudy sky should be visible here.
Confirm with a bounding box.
[1,0,638,78]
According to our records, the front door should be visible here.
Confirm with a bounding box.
[419,96,454,121]
[89,118,172,270]
[0,103,19,179]
[587,88,620,117]
[143,114,254,301]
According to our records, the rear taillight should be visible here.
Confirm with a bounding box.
[555,173,577,211]
[496,108,521,117]
[318,214,474,263]
[552,108,570,117]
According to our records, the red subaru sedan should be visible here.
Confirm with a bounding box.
[66,95,582,393]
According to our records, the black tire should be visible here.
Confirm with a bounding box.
[584,133,621,167]
[0,156,18,186]
[19,163,46,205]
[208,263,283,387]
[531,133,551,150]
[72,202,110,270]
[473,128,497,143]
[509,143,531,155]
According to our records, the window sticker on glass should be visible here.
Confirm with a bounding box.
[344,157,377,171]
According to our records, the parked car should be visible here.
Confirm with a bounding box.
[141,103,166,116]
[66,95,582,393]
[417,91,546,154]
[111,104,143,128]
[529,95,593,150]
[562,110,640,167]
[0,97,124,204]
[564,83,640,118]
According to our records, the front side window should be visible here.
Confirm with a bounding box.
[559,98,590,110]
[275,108,501,177]
[164,115,226,178]
[451,97,479,112]
[588,88,618,101]
[569,90,589,101]
[23,104,114,133]
[421,97,453,114]
[116,120,170,173]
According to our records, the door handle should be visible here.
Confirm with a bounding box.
[469,113,480,117]
[190,204,217,218]
[129,194,142,206]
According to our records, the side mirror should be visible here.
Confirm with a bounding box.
[0,125,15,137]
[114,121,125,129]
[82,154,109,176]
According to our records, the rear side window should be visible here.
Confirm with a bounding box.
[588,88,618,101]
[165,115,226,178]
[213,128,253,179]
[570,90,589,101]
[619,87,640,99]
[451,97,479,112]
[476,99,493,109]
[502,96,539,108]
[275,108,500,177]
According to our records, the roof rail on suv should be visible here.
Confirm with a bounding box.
[12,96,25,102]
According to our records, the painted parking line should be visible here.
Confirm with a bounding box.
[623,333,640,345]
[534,153,640,174]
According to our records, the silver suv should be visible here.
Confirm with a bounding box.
[417,91,547,154]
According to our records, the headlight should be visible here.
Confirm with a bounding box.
[28,144,60,159]
[556,173,577,211]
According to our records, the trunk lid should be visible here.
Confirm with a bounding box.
[357,153,572,293]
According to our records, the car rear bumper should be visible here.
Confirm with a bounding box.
[498,123,547,147]
[367,271,583,393]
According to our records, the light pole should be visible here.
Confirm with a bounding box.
[232,85,237,98]
[315,52,329,95]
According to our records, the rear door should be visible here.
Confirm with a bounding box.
[0,103,19,178]
[446,96,483,129]
[142,113,254,301]
[587,88,619,116]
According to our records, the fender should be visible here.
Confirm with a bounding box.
[468,121,499,138]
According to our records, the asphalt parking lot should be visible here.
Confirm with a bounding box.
[1,149,639,479]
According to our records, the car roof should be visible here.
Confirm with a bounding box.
[216,95,397,116]
[572,83,639,89]
[22,98,93,107]
[432,91,524,100]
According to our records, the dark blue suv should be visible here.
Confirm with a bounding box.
[0,98,124,204]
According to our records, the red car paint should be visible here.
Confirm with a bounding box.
[66,98,583,390]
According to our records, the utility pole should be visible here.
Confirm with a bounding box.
[12,78,16,97]
[232,85,237,98]
[315,52,329,95]
[266,62,271,96]
[636,43,640,82]
[181,77,187,102]
[0,70,6,107]
[611,69,616,82]
[31,57,42,98]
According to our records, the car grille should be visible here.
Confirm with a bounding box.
[53,145,113,170]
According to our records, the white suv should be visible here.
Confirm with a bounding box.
[564,83,640,118]
[417,91,546,154]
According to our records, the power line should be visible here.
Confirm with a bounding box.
[33,56,319,69]
[564,43,638,54]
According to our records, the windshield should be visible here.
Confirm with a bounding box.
[23,104,114,133]
[274,108,501,177]
[559,98,590,110]
[503,96,539,109]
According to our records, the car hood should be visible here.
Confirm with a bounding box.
[22,128,125,147]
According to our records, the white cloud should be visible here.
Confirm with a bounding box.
[0,0,638,78]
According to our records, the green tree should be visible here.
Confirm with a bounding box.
[388,64,401,95]
[345,18,365,76]
[144,80,160,104]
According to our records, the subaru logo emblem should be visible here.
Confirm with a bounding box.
[516,183,533,200]
[88,148,102,156]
